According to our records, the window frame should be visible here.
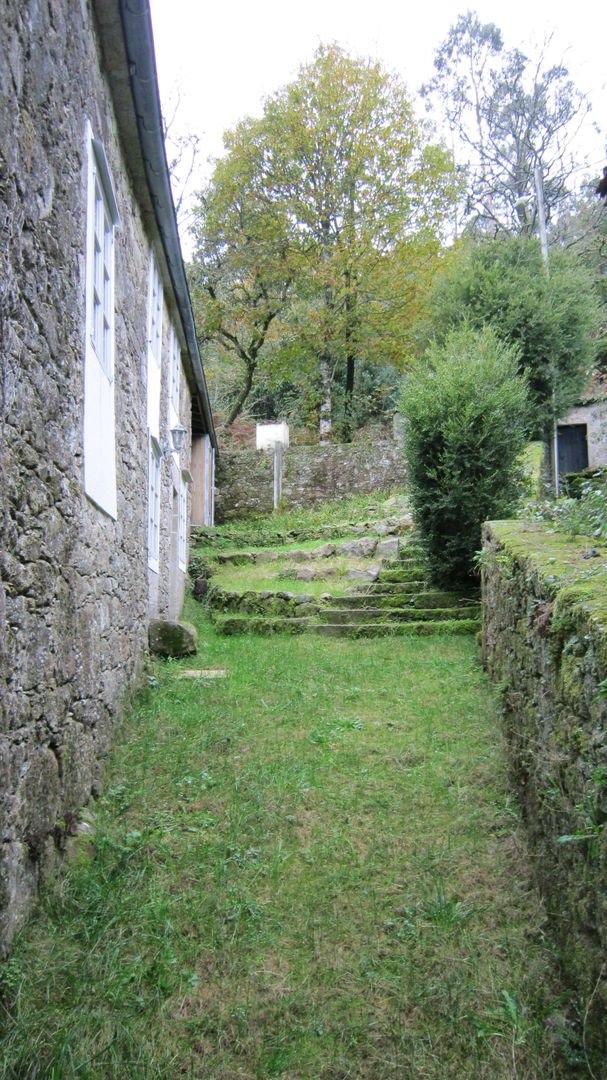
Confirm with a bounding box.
[148,435,162,573]
[168,323,181,426]
[178,473,188,572]
[147,252,163,439]
[83,121,120,518]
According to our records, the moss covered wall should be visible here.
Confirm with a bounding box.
[215,443,407,521]
[482,521,607,1046]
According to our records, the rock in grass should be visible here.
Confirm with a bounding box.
[311,543,336,559]
[336,537,377,557]
[295,566,316,582]
[376,538,400,561]
[348,566,380,583]
[193,577,209,600]
[148,619,197,658]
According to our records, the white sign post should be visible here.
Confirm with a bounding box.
[256,424,289,509]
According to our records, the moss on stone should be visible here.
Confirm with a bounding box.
[482,519,607,1054]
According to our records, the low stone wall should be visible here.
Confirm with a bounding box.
[482,520,607,1048]
[215,442,407,521]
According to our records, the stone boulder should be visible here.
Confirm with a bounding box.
[336,537,377,558]
[311,543,336,559]
[193,577,209,600]
[376,538,400,561]
[348,565,380,583]
[148,620,198,658]
[295,566,316,582]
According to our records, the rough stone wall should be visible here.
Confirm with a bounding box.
[482,521,607,1046]
[215,442,407,521]
[0,0,190,948]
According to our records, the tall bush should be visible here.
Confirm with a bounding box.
[401,325,529,586]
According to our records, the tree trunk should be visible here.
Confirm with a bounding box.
[225,360,256,427]
[319,352,332,444]
[342,283,356,442]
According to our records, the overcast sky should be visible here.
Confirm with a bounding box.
[148,0,606,248]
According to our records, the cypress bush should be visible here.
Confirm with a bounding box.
[400,324,529,587]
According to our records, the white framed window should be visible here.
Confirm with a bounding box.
[168,324,181,425]
[83,121,120,518]
[178,474,188,572]
[148,436,161,573]
[147,252,163,438]
[203,435,215,527]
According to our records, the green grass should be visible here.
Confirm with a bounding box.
[0,602,582,1078]
[210,553,387,596]
[193,491,410,551]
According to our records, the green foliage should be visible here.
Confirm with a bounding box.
[191,44,459,435]
[401,325,529,586]
[520,480,607,542]
[423,234,601,433]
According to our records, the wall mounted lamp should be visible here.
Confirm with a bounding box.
[161,423,187,458]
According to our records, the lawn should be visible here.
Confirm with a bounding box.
[0,600,581,1079]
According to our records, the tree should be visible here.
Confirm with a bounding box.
[191,45,459,437]
[421,234,603,435]
[422,12,593,236]
[401,325,529,586]
[189,116,297,426]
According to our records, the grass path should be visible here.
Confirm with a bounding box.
[0,603,577,1078]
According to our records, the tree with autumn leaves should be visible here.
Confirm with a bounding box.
[190,45,459,439]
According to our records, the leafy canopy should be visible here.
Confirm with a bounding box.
[190,44,460,436]
[422,234,602,433]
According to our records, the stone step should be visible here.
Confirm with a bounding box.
[211,610,481,638]
[333,590,475,609]
[312,619,480,639]
[211,614,314,636]
[379,568,425,583]
[324,606,480,625]
[347,581,426,595]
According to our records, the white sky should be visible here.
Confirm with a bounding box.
[148,0,606,245]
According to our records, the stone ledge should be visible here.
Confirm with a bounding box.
[482,520,607,1054]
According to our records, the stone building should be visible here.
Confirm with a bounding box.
[0,0,217,949]
[557,386,607,476]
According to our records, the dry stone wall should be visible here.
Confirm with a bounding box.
[482,521,607,1047]
[215,442,407,521]
[0,0,187,949]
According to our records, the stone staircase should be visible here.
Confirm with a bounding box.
[207,543,480,638]
[312,550,479,638]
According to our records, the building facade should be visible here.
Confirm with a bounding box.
[0,0,216,948]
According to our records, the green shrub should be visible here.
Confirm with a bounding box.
[519,480,607,541]
[401,325,529,587]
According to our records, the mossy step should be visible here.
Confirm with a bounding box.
[348,581,426,595]
[379,568,428,583]
[313,618,481,639]
[333,591,478,610]
[324,606,480,625]
[215,551,257,566]
[211,615,315,636]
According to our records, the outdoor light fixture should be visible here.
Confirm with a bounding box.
[160,423,187,459]
[170,423,187,453]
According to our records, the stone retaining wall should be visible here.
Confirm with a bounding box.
[482,520,607,1048]
[0,0,197,951]
[215,442,407,521]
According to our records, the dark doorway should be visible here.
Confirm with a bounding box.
[557,424,588,476]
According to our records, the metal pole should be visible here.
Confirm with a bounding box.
[273,441,283,509]
[533,163,559,496]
